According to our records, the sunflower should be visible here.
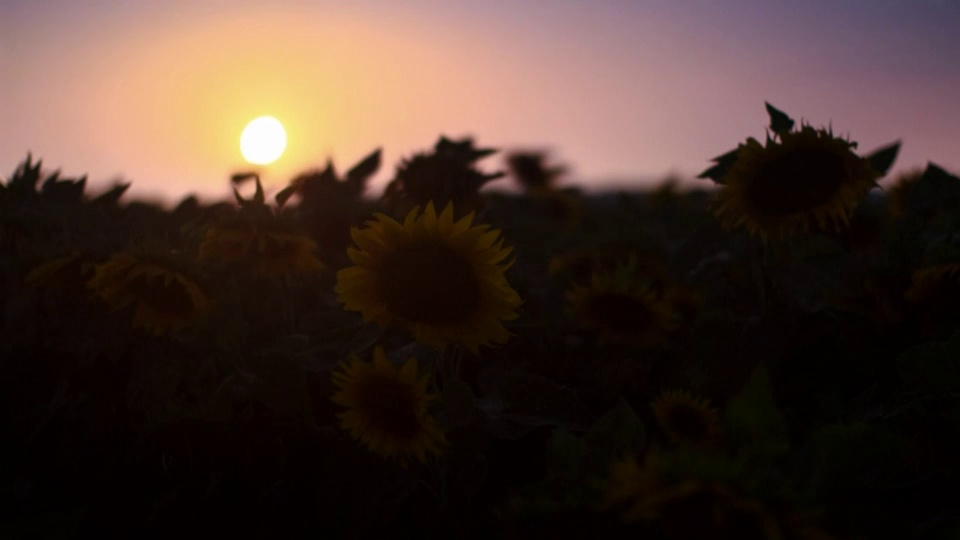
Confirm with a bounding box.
[548,244,668,287]
[336,202,522,352]
[199,219,324,277]
[382,137,504,215]
[603,454,783,538]
[713,125,879,240]
[651,390,721,447]
[88,253,211,335]
[566,260,679,347]
[331,346,447,464]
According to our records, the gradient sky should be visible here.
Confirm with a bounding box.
[3,0,959,203]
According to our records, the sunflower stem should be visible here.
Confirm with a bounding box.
[755,240,773,318]
[415,455,449,505]
[281,274,296,330]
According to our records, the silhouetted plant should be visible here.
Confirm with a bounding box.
[506,150,566,194]
[383,136,504,216]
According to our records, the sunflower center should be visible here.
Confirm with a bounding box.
[746,146,847,217]
[356,374,422,439]
[127,273,196,315]
[666,403,711,442]
[378,245,480,324]
[585,292,652,335]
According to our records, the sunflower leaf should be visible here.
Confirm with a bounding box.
[723,364,789,460]
[8,154,42,195]
[345,148,382,194]
[866,141,901,178]
[908,162,960,215]
[275,184,299,209]
[230,171,259,186]
[765,102,795,135]
[92,183,130,206]
[546,428,588,477]
[697,148,740,184]
[584,398,646,469]
[253,177,265,205]
[233,187,246,206]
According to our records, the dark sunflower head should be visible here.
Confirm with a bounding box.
[336,202,522,352]
[712,126,879,240]
[199,215,323,277]
[566,259,679,347]
[331,346,446,464]
[383,136,504,214]
[651,389,721,447]
[88,253,211,335]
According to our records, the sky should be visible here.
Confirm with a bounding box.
[2,0,959,204]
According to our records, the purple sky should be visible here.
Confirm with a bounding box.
[2,0,959,203]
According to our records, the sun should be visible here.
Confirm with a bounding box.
[240,116,287,165]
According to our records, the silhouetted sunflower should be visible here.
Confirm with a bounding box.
[336,202,522,352]
[199,219,324,277]
[505,151,566,194]
[88,253,211,335]
[567,261,679,346]
[383,137,504,215]
[713,126,878,240]
[651,390,721,447]
[331,346,446,464]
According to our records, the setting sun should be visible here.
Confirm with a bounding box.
[240,116,287,165]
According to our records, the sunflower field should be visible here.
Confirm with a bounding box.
[2,104,959,538]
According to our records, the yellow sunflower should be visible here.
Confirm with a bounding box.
[603,455,783,538]
[651,390,722,447]
[336,201,522,352]
[331,346,447,464]
[199,219,324,277]
[713,125,879,240]
[87,253,211,335]
[566,261,679,347]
